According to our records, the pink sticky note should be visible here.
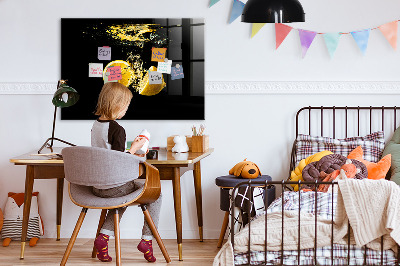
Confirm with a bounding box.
[107,66,122,81]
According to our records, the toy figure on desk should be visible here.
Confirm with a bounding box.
[172,135,189,153]
[1,192,43,247]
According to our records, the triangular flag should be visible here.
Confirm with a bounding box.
[229,0,245,24]
[275,23,293,49]
[251,23,266,38]
[323,33,341,58]
[351,29,370,55]
[378,21,397,50]
[298,29,317,58]
[209,0,220,7]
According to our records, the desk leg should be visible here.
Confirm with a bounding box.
[56,178,64,241]
[172,167,183,261]
[193,161,203,242]
[20,165,35,259]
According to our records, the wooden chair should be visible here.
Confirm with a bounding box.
[60,146,171,265]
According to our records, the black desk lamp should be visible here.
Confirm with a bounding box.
[38,80,79,154]
[241,0,305,23]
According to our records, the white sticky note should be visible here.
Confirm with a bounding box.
[98,47,111,60]
[149,71,163,84]
[157,60,172,74]
[89,63,103,77]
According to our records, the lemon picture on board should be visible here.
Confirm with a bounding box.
[137,66,166,96]
[103,60,135,87]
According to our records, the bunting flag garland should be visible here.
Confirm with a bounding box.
[207,4,400,57]
[323,33,341,58]
[209,0,220,8]
[229,0,245,24]
[251,23,266,38]
[351,29,370,55]
[378,21,398,50]
[275,23,293,49]
[298,29,317,58]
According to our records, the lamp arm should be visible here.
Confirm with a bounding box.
[50,105,57,149]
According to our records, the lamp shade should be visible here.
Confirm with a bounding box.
[52,84,79,108]
[241,0,305,23]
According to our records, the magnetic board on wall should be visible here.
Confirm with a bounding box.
[61,18,205,120]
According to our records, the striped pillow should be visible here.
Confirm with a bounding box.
[294,131,385,166]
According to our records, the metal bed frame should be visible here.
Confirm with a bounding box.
[230,106,400,266]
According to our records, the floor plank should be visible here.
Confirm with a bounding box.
[0,239,221,265]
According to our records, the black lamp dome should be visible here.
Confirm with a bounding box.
[241,0,305,23]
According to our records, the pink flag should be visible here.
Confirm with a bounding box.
[275,23,293,49]
[378,21,398,50]
[298,29,317,58]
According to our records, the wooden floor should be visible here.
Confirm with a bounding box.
[0,239,221,265]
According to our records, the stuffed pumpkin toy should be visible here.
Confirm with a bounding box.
[1,192,44,247]
[347,146,391,180]
[229,159,261,179]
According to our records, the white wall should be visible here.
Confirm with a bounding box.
[1,0,400,240]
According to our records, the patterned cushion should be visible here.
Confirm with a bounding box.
[295,131,385,166]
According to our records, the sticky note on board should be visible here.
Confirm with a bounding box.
[157,60,172,74]
[149,71,163,84]
[98,46,111,60]
[171,65,184,80]
[151,48,167,62]
[89,63,103,77]
[107,66,122,81]
[104,71,117,83]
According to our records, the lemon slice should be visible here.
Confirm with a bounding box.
[103,60,135,87]
[137,66,166,96]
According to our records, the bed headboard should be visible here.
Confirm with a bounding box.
[289,106,400,180]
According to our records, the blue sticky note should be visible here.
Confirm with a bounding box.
[171,65,184,80]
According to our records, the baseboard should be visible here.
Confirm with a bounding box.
[1,81,400,94]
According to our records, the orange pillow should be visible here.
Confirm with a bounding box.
[347,146,391,180]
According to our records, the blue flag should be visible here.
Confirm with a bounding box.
[229,0,245,24]
[351,29,371,55]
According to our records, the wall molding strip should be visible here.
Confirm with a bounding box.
[0,81,400,95]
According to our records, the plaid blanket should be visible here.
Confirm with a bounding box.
[234,191,397,265]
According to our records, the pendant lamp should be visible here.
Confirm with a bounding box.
[38,80,79,154]
[241,0,305,23]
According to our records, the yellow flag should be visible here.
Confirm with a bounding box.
[251,23,266,38]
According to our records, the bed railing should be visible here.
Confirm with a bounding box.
[289,106,400,185]
[230,180,400,266]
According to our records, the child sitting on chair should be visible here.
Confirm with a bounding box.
[91,82,162,263]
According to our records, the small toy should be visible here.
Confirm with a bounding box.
[172,135,189,153]
[229,159,261,179]
[1,192,44,247]
[348,146,391,180]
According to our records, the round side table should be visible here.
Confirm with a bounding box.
[215,175,275,248]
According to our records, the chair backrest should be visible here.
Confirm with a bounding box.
[62,146,145,187]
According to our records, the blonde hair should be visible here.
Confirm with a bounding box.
[95,83,133,120]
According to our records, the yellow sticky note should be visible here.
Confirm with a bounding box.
[151,48,167,62]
